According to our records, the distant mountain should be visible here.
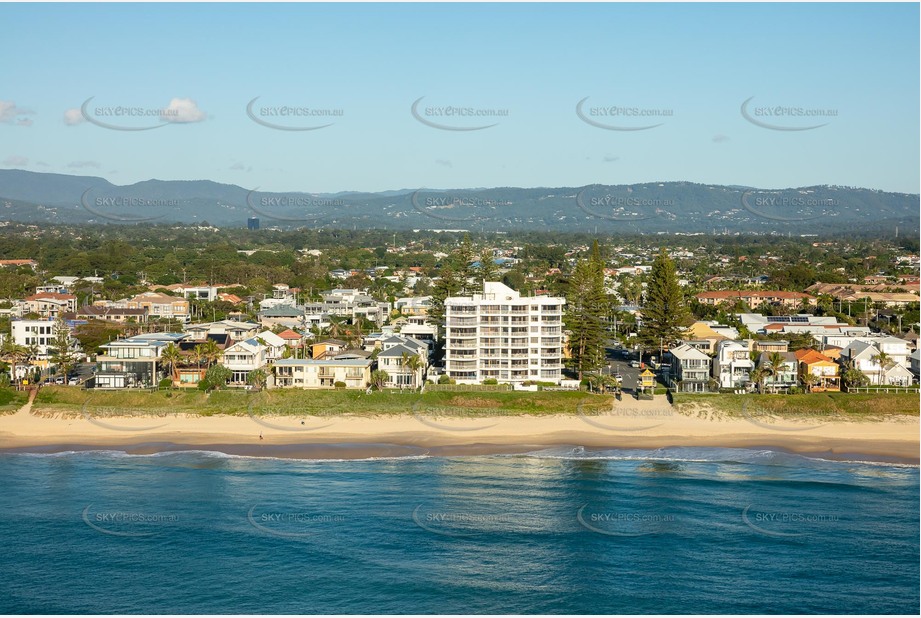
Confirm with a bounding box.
[0,169,917,235]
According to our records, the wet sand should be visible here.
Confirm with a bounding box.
[1,393,917,463]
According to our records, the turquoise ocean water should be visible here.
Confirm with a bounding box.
[0,446,917,614]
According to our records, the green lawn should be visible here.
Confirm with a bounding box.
[0,388,29,415]
[33,386,614,418]
[671,392,920,420]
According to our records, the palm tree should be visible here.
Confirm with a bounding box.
[399,351,411,390]
[841,358,868,389]
[802,372,818,393]
[246,368,267,391]
[749,367,766,394]
[327,316,346,340]
[195,339,222,368]
[160,343,183,386]
[763,351,786,393]
[189,346,204,371]
[370,369,389,390]
[1,340,30,388]
[871,350,892,386]
[406,354,423,391]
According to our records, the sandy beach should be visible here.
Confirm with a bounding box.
[0,390,916,462]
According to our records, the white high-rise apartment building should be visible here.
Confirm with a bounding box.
[444,281,565,384]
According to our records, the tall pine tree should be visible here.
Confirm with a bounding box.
[639,247,690,349]
[565,242,608,380]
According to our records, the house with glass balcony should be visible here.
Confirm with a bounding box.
[94,332,187,388]
[713,339,754,390]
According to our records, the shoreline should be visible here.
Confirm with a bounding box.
[1,438,917,466]
[2,393,918,464]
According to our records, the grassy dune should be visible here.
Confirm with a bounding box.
[672,392,920,421]
[0,388,30,415]
[32,386,613,418]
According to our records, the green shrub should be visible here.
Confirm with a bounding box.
[334,381,346,389]
[158,378,172,389]
[482,378,498,385]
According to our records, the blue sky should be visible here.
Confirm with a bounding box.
[1,2,918,194]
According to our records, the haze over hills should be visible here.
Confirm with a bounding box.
[0,169,917,235]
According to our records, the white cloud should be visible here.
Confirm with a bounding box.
[161,97,206,123]
[712,134,730,143]
[435,159,453,168]
[17,118,33,127]
[229,162,252,172]
[2,155,29,167]
[67,160,101,169]
[0,100,34,124]
[63,108,85,126]
[603,155,620,163]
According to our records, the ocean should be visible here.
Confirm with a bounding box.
[0,446,917,614]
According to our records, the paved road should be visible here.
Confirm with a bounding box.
[607,359,640,391]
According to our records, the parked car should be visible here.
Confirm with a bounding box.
[53,376,65,384]
[629,361,641,368]
[68,377,80,386]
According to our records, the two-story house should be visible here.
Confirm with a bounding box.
[794,349,840,392]
[756,351,798,392]
[374,335,429,389]
[668,343,712,392]
[220,338,268,386]
[95,333,187,388]
[273,358,372,389]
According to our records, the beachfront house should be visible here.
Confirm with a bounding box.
[712,340,753,390]
[756,351,798,393]
[375,336,429,389]
[794,349,841,392]
[94,333,187,388]
[220,338,268,386]
[668,343,712,392]
[881,363,915,387]
[838,340,914,386]
[272,358,373,389]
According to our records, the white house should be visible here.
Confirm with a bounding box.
[668,343,712,392]
[273,358,372,389]
[374,335,429,389]
[839,340,914,386]
[11,318,61,360]
[713,340,753,389]
[253,330,287,362]
[220,338,268,386]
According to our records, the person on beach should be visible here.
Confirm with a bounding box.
[259,432,263,440]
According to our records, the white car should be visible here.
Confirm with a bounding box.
[68,377,80,386]
[629,361,641,368]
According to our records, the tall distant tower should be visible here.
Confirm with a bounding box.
[247,217,260,230]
